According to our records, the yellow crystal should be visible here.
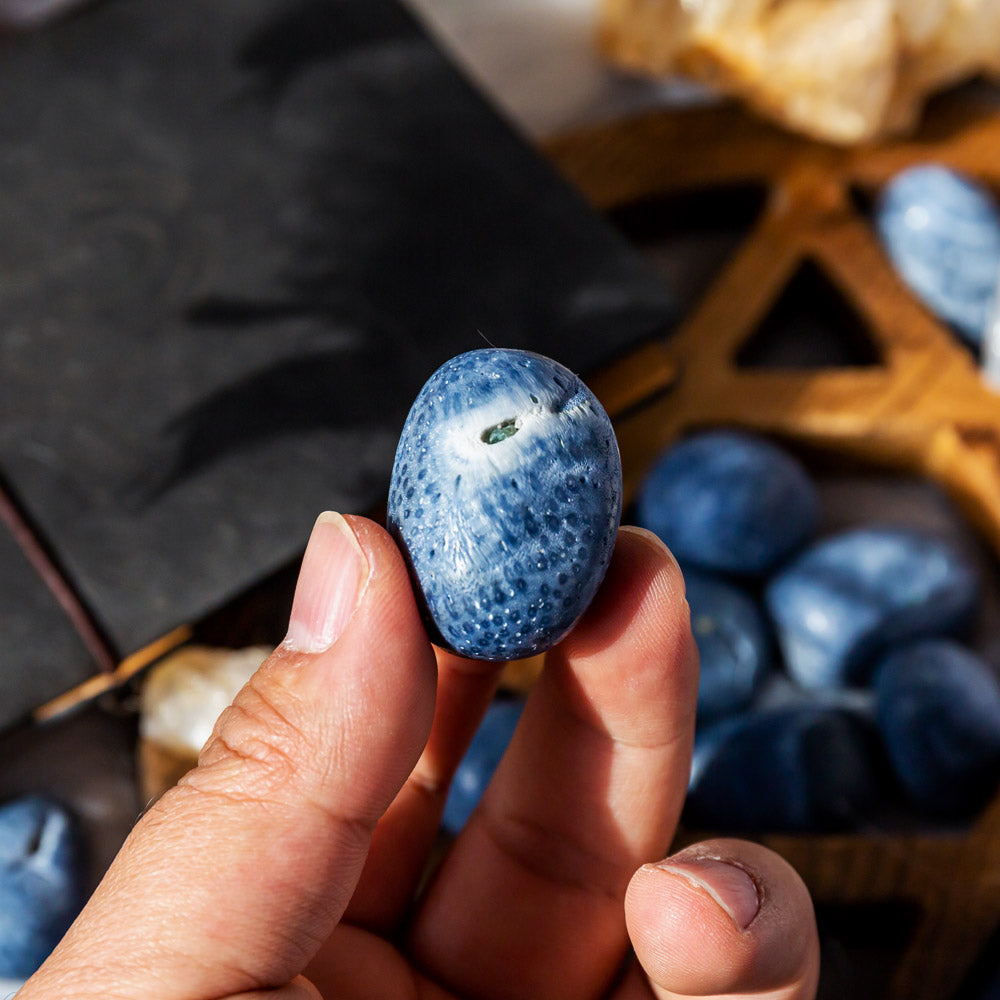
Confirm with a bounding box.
[139,645,269,758]
[599,0,1000,143]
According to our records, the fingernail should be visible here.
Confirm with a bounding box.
[655,855,761,930]
[285,512,369,652]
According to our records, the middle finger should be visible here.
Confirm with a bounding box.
[407,527,698,1000]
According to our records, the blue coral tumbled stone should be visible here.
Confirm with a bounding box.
[685,569,771,721]
[443,698,524,835]
[637,430,818,576]
[874,639,1000,818]
[876,164,1000,347]
[687,706,881,833]
[765,525,979,689]
[0,797,84,978]
[388,349,622,661]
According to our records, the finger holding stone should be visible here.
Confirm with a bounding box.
[341,647,506,932]
[409,527,698,1000]
[20,514,437,1000]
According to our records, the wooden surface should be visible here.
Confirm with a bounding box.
[543,89,1000,1000]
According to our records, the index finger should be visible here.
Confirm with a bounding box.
[408,526,698,1000]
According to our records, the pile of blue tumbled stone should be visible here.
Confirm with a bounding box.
[638,429,1000,834]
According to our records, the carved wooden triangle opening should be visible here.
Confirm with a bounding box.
[735,257,884,371]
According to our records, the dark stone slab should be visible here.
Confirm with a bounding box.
[0,0,675,660]
[0,526,96,730]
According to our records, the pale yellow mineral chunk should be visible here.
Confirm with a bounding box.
[599,0,1000,144]
[139,645,269,758]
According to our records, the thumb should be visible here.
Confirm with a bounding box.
[22,513,437,1000]
[623,838,819,1000]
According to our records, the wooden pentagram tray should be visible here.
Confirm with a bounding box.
[537,87,1000,1000]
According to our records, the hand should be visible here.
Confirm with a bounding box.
[19,513,819,1000]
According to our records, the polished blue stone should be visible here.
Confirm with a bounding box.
[687,706,881,832]
[686,569,771,721]
[874,639,1000,818]
[637,430,818,576]
[876,164,1000,347]
[388,349,622,661]
[0,797,84,978]
[765,525,979,689]
[443,698,524,835]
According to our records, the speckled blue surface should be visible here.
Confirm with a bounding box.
[388,349,622,660]
[0,797,84,978]
[685,569,771,722]
[876,164,1000,347]
[687,706,881,833]
[637,430,818,576]
[443,698,524,835]
[765,525,979,689]
[874,639,1000,818]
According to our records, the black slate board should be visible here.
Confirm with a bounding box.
[0,522,98,724]
[0,0,675,718]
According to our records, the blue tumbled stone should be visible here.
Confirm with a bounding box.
[0,797,84,978]
[443,698,524,835]
[874,639,1000,818]
[687,706,881,833]
[765,525,979,689]
[876,164,1000,347]
[637,430,818,576]
[388,349,622,661]
[685,569,771,721]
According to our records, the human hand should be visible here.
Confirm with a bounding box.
[19,513,819,1000]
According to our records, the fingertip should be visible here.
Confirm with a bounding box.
[626,839,819,999]
[618,524,685,581]
[561,523,691,662]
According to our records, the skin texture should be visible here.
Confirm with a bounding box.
[18,515,819,1000]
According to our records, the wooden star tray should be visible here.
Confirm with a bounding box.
[539,85,1000,1000]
